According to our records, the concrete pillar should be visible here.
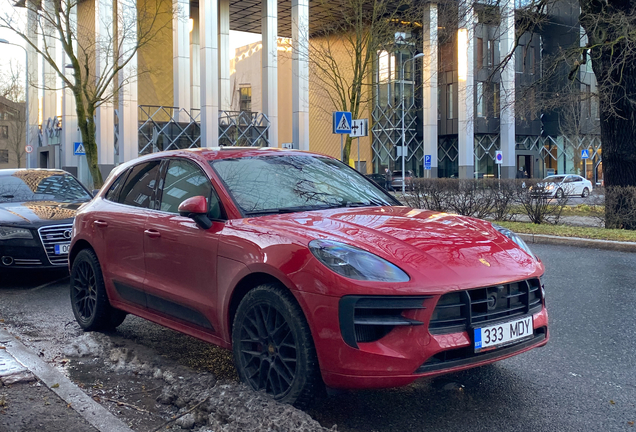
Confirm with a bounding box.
[95,0,115,166]
[457,5,475,179]
[500,0,516,178]
[41,0,57,148]
[422,3,438,178]
[61,5,78,169]
[174,0,191,121]
[118,0,139,163]
[292,0,309,150]
[218,0,231,110]
[200,0,219,147]
[26,4,38,168]
[262,0,278,147]
[191,6,200,110]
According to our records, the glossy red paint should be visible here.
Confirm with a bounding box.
[70,148,549,390]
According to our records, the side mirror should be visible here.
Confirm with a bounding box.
[178,196,212,229]
[92,189,100,197]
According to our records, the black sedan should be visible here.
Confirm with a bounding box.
[0,169,92,270]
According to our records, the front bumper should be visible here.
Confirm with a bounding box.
[297,291,548,390]
[0,239,68,270]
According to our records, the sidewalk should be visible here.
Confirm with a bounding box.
[0,330,133,432]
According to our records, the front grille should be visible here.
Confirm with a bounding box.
[13,258,42,266]
[429,279,543,334]
[38,224,73,266]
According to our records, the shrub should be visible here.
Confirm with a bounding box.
[605,186,636,230]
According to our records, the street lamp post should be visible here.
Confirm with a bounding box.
[400,52,425,194]
[0,39,30,169]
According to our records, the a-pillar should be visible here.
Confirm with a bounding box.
[499,0,516,178]
[200,0,219,147]
[218,0,231,110]
[95,0,115,174]
[262,0,278,147]
[173,0,191,121]
[26,3,38,168]
[61,5,78,171]
[457,5,475,179]
[422,3,438,177]
[292,0,309,150]
[118,0,138,163]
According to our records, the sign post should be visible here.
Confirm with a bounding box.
[333,112,352,162]
[350,119,368,171]
[581,149,589,179]
[495,150,503,184]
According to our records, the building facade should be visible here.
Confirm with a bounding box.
[23,0,601,184]
[0,96,26,169]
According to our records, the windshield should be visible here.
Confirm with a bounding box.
[210,155,399,216]
[0,171,92,203]
[544,176,565,183]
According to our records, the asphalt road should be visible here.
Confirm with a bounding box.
[0,243,635,432]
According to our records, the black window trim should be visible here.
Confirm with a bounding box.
[112,160,162,209]
[104,167,132,203]
[153,157,227,221]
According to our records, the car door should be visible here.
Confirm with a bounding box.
[93,160,161,307]
[143,158,224,334]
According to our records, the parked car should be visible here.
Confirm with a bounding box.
[365,173,386,189]
[0,169,92,270]
[69,148,548,406]
[391,170,415,190]
[536,174,593,198]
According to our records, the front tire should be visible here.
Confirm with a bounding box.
[232,284,322,408]
[70,249,126,331]
[555,188,564,199]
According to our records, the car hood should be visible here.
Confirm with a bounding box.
[240,206,543,293]
[0,201,84,226]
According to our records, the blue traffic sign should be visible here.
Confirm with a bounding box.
[424,154,432,170]
[581,149,590,159]
[73,142,86,156]
[333,111,352,134]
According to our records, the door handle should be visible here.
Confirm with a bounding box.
[94,220,108,228]
[144,229,161,239]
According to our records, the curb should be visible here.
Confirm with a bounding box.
[518,233,636,253]
[0,329,134,432]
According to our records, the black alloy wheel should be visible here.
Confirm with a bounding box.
[232,284,322,407]
[70,249,126,331]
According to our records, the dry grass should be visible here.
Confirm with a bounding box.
[496,221,636,242]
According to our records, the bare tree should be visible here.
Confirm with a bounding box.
[0,61,25,103]
[0,0,173,187]
[6,109,26,167]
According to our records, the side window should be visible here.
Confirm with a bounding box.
[118,161,161,208]
[160,159,222,219]
[104,169,130,202]
[564,176,575,183]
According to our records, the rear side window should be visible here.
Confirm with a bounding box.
[104,169,130,202]
[118,161,161,208]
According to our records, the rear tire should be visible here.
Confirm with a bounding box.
[70,249,126,331]
[232,284,323,408]
[581,187,589,198]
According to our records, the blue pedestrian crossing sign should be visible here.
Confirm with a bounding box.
[424,154,432,170]
[333,111,352,134]
[73,142,86,156]
[581,149,590,159]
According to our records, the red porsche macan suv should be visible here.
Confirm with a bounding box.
[69,148,548,406]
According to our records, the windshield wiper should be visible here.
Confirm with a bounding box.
[243,205,331,216]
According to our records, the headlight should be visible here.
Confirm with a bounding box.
[546,184,554,190]
[491,224,536,260]
[0,226,33,240]
[309,239,409,282]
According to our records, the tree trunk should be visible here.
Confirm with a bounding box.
[73,90,104,188]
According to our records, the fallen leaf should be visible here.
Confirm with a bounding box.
[628,421,634,426]
[92,396,101,403]
[0,346,5,350]
[0,319,4,322]
[66,403,72,409]
[51,383,59,389]
[610,400,616,405]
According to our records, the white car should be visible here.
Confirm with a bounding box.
[539,174,593,198]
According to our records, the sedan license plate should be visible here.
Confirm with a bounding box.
[54,243,70,255]
[474,316,533,352]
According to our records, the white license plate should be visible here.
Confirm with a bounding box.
[54,243,70,255]
[474,316,533,352]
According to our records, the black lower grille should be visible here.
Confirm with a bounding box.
[339,296,432,348]
[429,279,543,334]
[415,327,547,373]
